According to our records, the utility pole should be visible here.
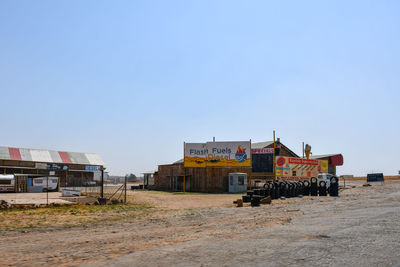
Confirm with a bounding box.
[183,142,186,193]
[273,130,276,181]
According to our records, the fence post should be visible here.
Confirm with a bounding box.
[101,169,104,199]
[124,175,127,204]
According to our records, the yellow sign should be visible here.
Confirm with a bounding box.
[184,141,251,167]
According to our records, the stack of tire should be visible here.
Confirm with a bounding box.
[310,177,318,196]
[263,182,272,197]
[250,195,262,207]
[318,181,328,196]
[297,181,304,197]
[303,180,310,196]
[280,182,287,198]
[242,190,253,203]
[329,176,339,197]
[241,175,340,206]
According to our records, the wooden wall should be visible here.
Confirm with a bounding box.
[152,163,251,193]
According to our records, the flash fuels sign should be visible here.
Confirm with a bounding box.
[184,141,251,167]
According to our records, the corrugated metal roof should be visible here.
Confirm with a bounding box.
[0,146,104,166]
[251,141,274,149]
[309,154,341,159]
[173,159,184,164]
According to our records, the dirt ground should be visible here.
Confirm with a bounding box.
[130,190,244,210]
[0,181,399,266]
[0,192,74,205]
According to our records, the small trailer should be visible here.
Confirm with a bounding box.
[32,177,59,192]
[0,175,16,192]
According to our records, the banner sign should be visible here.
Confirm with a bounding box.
[184,141,251,167]
[275,156,328,179]
[35,163,69,171]
[251,148,274,154]
[85,166,101,171]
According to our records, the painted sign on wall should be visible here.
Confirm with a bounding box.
[275,156,328,179]
[184,141,251,167]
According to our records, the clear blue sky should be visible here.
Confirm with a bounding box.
[1,0,399,176]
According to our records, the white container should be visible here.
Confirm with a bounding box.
[61,189,81,197]
[228,173,247,193]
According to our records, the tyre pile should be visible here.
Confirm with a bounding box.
[242,176,339,207]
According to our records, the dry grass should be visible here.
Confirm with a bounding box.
[341,176,400,181]
[0,190,247,232]
[0,202,156,231]
[0,190,243,231]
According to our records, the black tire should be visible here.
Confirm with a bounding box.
[318,181,327,196]
[242,195,251,203]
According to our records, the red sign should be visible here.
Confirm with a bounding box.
[276,157,286,166]
[288,158,318,166]
[251,148,274,154]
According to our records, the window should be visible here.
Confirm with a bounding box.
[0,180,11,185]
[238,176,244,185]
[292,171,297,176]
[52,179,58,183]
[230,177,233,185]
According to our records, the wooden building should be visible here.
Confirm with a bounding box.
[152,141,299,193]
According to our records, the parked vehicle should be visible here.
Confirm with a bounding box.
[33,177,59,192]
[0,175,16,192]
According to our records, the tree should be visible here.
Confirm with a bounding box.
[125,173,137,182]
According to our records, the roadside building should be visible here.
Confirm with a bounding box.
[0,146,104,192]
[152,141,299,193]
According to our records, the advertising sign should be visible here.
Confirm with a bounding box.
[251,148,274,174]
[184,141,251,167]
[85,166,101,171]
[35,163,69,171]
[275,156,328,180]
[251,148,274,154]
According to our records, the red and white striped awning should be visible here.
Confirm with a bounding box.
[0,146,103,166]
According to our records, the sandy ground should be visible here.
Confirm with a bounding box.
[0,181,399,266]
[0,192,74,205]
[130,191,244,210]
